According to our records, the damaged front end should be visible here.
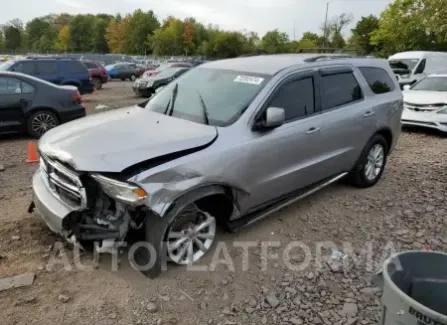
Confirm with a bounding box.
[34,153,149,250]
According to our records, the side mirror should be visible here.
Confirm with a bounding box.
[403,85,411,91]
[256,107,285,130]
[138,99,150,108]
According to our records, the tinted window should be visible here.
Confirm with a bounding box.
[321,72,363,110]
[66,61,88,74]
[359,67,395,94]
[21,82,34,94]
[414,59,426,74]
[270,77,315,121]
[0,77,22,94]
[36,62,59,75]
[12,61,37,74]
[84,62,97,69]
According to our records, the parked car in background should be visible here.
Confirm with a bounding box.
[0,71,85,137]
[30,54,402,278]
[82,61,108,90]
[0,58,94,94]
[401,73,447,133]
[389,51,447,89]
[133,67,190,97]
[142,62,193,78]
[105,63,141,81]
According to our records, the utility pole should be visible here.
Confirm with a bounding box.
[323,1,329,50]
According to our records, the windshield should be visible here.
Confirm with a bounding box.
[411,76,447,92]
[156,67,185,78]
[145,68,270,126]
[0,61,14,71]
[389,59,420,71]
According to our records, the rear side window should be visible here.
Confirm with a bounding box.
[36,62,59,75]
[414,59,426,74]
[66,61,88,74]
[270,77,315,121]
[84,62,97,69]
[320,72,363,111]
[12,61,37,74]
[0,77,22,94]
[359,67,395,94]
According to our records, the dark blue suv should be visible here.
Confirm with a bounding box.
[0,58,94,94]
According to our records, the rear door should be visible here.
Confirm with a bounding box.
[34,61,63,84]
[0,77,35,133]
[313,66,375,177]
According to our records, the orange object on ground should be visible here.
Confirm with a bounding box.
[26,142,39,163]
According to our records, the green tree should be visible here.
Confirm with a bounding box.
[350,15,379,54]
[2,19,24,50]
[92,17,110,53]
[69,15,96,51]
[26,16,57,51]
[127,9,160,54]
[261,29,289,54]
[105,15,132,53]
[321,13,353,48]
[371,0,447,56]
[214,32,245,58]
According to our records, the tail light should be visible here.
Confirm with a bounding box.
[72,91,82,104]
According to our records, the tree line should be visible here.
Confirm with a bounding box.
[0,0,445,58]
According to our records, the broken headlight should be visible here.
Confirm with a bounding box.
[39,157,48,173]
[91,174,147,206]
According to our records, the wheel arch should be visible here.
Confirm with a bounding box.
[26,107,61,122]
[375,127,393,152]
[160,184,244,222]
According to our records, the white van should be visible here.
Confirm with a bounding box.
[388,51,447,89]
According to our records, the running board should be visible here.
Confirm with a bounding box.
[227,172,348,232]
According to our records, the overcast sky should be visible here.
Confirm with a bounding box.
[1,0,393,38]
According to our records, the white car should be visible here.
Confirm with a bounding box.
[402,73,447,133]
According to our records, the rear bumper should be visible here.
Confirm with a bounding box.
[32,169,74,235]
[60,107,86,123]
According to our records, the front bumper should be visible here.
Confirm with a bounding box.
[401,110,447,133]
[32,169,76,235]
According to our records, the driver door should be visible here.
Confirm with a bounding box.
[245,70,325,211]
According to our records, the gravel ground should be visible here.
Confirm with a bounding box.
[0,81,446,325]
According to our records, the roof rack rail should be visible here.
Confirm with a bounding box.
[304,54,375,62]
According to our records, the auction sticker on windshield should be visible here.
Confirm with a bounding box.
[234,75,264,85]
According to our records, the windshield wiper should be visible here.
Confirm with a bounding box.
[164,83,178,116]
[196,89,210,125]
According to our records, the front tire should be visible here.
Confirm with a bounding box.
[349,134,388,188]
[27,110,59,138]
[133,202,216,278]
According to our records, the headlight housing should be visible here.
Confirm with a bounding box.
[39,157,48,173]
[91,174,147,206]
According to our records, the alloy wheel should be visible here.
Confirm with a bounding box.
[31,113,57,136]
[167,205,216,265]
[364,143,385,181]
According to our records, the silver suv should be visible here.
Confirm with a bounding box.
[30,54,403,277]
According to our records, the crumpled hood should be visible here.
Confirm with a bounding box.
[403,90,447,105]
[39,106,217,172]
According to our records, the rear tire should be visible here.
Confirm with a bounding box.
[27,110,59,138]
[130,74,136,81]
[92,78,102,90]
[349,134,388,188]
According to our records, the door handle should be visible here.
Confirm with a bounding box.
[364,111,375,117]
[306,127,320,135]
